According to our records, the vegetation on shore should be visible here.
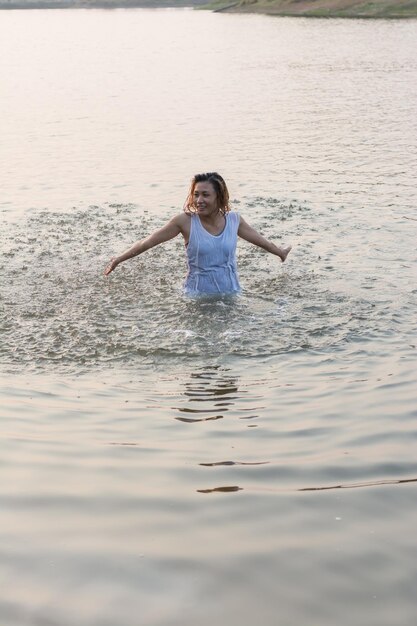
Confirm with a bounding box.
[205,0,417,17]
[2,0,417,15]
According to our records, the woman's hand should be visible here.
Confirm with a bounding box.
[104,257,119,276]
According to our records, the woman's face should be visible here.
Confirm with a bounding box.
[193,181,219,217]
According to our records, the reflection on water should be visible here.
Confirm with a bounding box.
[299,477,417,492]
[200,461,269,466]
[171,365,267,431]
[173,366,269,494]
[198,477,417,495]
[173,366,243,423]
[197,486,243,494]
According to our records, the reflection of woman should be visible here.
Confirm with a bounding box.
[175,366,240,423]
[104,172,291,296]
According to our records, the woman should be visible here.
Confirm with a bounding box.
[104,172,291,295]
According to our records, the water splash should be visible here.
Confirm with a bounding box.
[0,199,403,373]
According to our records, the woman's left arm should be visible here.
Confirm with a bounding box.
[238,217,291,262]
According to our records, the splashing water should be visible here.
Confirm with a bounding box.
[1,197,399,373]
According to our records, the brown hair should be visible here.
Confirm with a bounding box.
[184,172,230,215]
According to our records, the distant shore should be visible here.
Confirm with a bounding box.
[2,0,417,16]
[208,0,417,18]
[0,0,207,9]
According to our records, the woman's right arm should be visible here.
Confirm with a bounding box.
[104,215,184,276]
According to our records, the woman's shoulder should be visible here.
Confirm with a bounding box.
[169,212,192,238]
[171,212,192,225]
[227,211,240,224]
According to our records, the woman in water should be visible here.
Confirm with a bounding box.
[104,172,291,295]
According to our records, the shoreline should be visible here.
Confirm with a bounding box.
[207,0,417,18]
[0,0,207,9]
[1,0,417,15]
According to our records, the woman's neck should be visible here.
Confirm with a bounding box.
[199,210,223,225]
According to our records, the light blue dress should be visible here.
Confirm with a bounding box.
[183,212,241,296]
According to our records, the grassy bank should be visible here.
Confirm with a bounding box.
[2,0,417,14]
[205,0,417,17]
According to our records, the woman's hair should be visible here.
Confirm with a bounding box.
[184,172,230,215]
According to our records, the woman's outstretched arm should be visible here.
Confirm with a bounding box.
[238,217,291,262]
[104,215,184,276]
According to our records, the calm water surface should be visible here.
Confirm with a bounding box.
[1,9,417,626]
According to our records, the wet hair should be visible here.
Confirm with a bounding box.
[184,172,230,215]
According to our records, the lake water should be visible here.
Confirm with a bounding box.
[1,8,417,626]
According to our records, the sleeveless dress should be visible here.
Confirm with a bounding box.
[183,212,241,296]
